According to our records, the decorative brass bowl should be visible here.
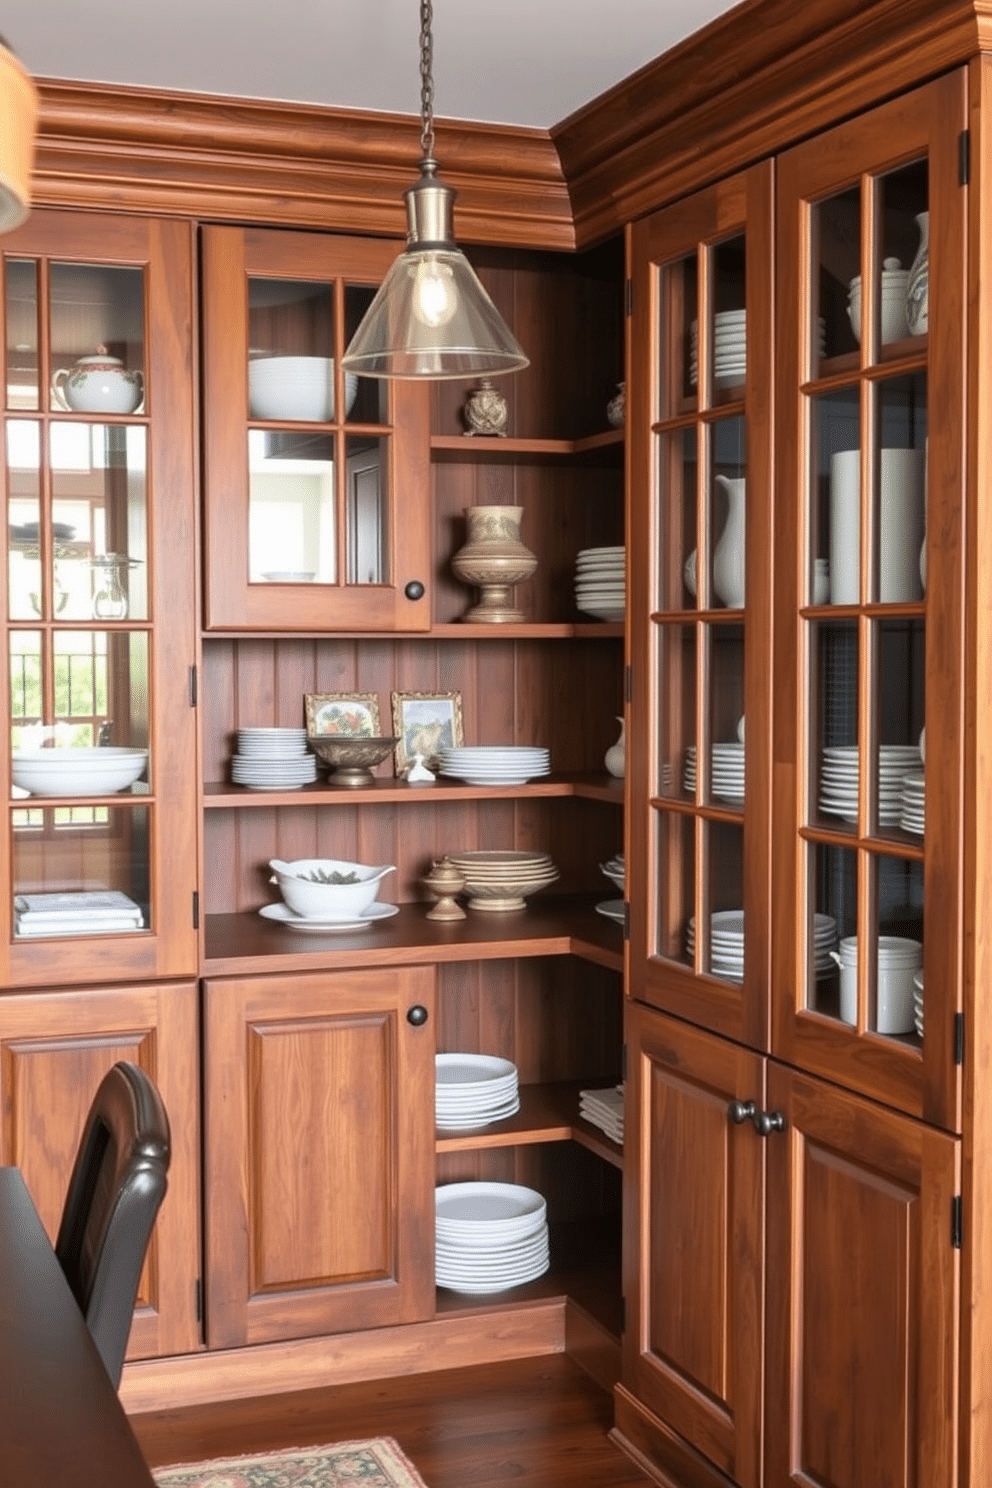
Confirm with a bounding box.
[307,735,398,787]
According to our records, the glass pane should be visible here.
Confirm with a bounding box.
[345,434,389,585]
[659,252,697,417]
[866,853,924,1038]
[710,418,746,608]
[878,161,929,346]
[7,419,41,620]
[46,424,149,622]
[703,820,744,982]
[813,185,860,372]
[11,630,149,753]
[813,388,860,605]
[875,617,925,839]
[872,375,926,604]
[655,808,694,967]
[345,285,387,425]
[711,234,746,397]
[707,623,745,807]
[248,278,336,424]
[247,429,336,584]
[12,802,150,937]
[6,258,38,411]
[50,264,145,415]
[806,840,854,1017]
[811,619,859,831]
[656,427,697,612]
[657,622,695,800]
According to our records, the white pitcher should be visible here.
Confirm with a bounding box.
[712,474,746,608]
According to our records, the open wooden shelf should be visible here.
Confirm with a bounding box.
[430,430,624,458]
[436,1080,623,1170]
[202,772,625,808]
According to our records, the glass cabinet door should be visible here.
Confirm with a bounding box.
[629,162,774,1049]
[201,227,432,631]
[773,73,965,1127]
[1,211,199,983]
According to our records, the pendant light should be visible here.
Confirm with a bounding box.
[341,0,528,380]
[0,36,37,233]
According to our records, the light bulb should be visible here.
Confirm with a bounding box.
[411,256,458,328]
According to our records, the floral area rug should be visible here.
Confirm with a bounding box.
[152,1438,429,1488]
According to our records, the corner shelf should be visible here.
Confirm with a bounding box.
[202,772,625,808]
[430,430,624,459]
[436,1080,623,1171]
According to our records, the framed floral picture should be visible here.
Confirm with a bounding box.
[391,690,464,774]
[305,692,381,738]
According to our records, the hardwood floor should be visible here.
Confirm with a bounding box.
[130,1354,653,1487]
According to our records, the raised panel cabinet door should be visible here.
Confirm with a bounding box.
[620,1003,765,1488]
[628,159,774,1053]
[0,980,201,1363]
[203,964,436,1348]
[764,1064,959,1488]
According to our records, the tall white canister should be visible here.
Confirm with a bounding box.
[829,447,926,603]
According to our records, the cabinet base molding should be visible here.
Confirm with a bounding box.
[611,1387,737,1488]
[119,1300,567,1414]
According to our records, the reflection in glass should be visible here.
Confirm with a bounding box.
[654,808,694,968]
[5,258,38,411]
[813,185,860,370]
[657,623,695,800]
[806,841,856,1017]
[659,252,697,415]
[12,803,151,933]
[10,630,149,753]
[345,285,388,425]
[810,619,859,830]
[345,434,388,585]
[703,819,744,982]
[707,624,745,807]
[248,429,336,584]
[811,388,860,604]
[656,427,697,612]
[7,418,40,620]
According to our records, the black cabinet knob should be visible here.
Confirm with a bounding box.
[404,580,426,601]
[406,1004,429,1026]
[727,1099,757,1125]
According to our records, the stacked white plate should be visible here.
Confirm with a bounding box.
[595,899,625,924]
[913,969,924,1038]
[818,744,922,825]
[600,854,625,890]
[438,745,550,786]
[686,909,837,980]
[682,743,745,803]
[435,1053,520,1129]
[435,1181,550,1294]
[689,314,825,388]
[579,1085,624,1145]
[575,546,625,622]
[900,770,925,835]
[231,727,317,790]
[445,849,559,911]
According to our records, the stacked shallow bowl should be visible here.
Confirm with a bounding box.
[900,770,925,835]
[683,743,745,803]
[574,546,625,622]
[913,970,924,1038]
[438,745,550,786]
[686,909,836,982]
[435,1053,520,1130]
[445,849,559,911]
[818,744,921,825]
[231,727,317,790]
[435,1181,550,1294]
[690,312,825,387]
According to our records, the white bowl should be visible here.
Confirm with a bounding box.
[11,746,148,796]
[248,356,359,422]
[268,857,395,918]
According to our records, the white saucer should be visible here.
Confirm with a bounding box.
[259,901,399,932]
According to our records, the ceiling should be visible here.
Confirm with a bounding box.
[1,0,744,131]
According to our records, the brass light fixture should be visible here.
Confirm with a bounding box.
[341,0,528,380]
[0,36,37,232]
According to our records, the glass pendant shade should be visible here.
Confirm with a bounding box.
[0,41,37,233]
[342,162,528,381]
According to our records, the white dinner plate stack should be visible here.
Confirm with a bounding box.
[231,727,317,790]
[438,745,550,786]
[818,744,922,824]
[579,1084,624,1145]
[575,546,625,622]
[686,910,837,981]
[435,1053,520,1129]
[435,1181,550,1294]
[689,314,825,388]
[682,743,745,803]
[913,970,924,1038]
[900,770,925,836]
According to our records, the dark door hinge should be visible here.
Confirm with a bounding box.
[960,128,970,186]
[192,890,199,930]
[195,1276,203,1322]
[625,664,633,704]
[625,277,633,317]
[955,1011,965,1065]
[189,664,198,707]
[952,1195,963,1249]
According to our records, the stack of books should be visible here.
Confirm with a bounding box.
[579,1084,625,1146]
[14,890,145,938]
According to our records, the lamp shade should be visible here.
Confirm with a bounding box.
[0,41,36,233]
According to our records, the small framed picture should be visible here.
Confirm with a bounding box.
[391,690,464,774]
[305,692,381,737]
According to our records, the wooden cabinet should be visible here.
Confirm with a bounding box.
[0,979,201,1363]
[0,210,199,986]
[202,964,437,1347]
[621,71,968,1488]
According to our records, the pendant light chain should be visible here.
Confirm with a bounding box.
[419,0,436,162]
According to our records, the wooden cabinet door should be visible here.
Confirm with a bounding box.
[201,225,432,632]
[203,964,436,1347]
[764,1063,959,1488]
[0,980,201,1363]
[622,1002,765,1488]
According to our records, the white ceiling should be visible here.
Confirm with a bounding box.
[1,0,743,131]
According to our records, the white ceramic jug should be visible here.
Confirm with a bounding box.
[712,474,746,608]
[605,717,626,778]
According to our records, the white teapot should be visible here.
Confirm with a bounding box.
[52,346,144,414]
